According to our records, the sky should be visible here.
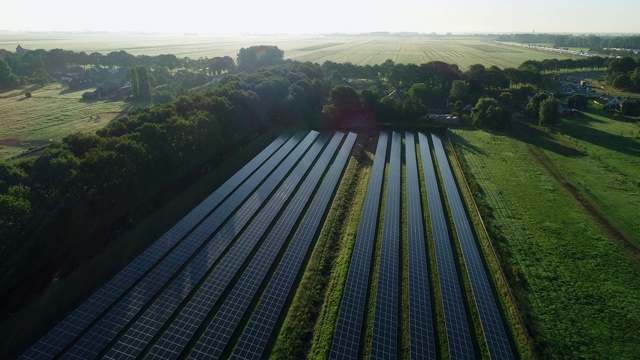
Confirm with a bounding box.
[1,0,639,35]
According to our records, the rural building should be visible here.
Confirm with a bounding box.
[386,89,405,103]
[594,95,619,108]
[81,81,123,100]
[69,78,94,90]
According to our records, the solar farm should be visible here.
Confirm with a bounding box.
[21,130,515,360]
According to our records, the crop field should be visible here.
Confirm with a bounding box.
[0,83,130,161]
[449,127,640,359]
[0,32,578,69]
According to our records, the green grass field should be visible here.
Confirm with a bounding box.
[449,127,640,359]
[0,83,130,161]
[552,110,640,248]
[0,32,578,69]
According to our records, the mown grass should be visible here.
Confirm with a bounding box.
[0,128,281,359]
[0,83,130,161]
[551,109,640,248]
[449,127,640,359]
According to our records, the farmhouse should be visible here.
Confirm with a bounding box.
[594,95,619,108]
[81,81,122,100]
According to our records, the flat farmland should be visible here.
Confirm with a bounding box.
[0,32,578,69]
[0,83,129,161]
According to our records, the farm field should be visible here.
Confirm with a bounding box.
[0,32,579,69]
[0,83,130,161]
[15,130,524,359]
[449,127,640,359]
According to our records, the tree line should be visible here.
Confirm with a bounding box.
[0,47,237,91]
[497,34,640,55]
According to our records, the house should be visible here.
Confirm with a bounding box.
[594,95,619,108]
[386,89,404,103]
[116,81,132,97]
[81,81,121,100]
[82,86,108,100]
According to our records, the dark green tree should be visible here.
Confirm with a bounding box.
[471,98,511,129]
[539,98,561,126]
[0,58,20,90]
[526,93,550,118]
[31,68,50,85]
[237,46,284,72]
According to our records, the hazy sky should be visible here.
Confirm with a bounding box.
[1,0,638,34]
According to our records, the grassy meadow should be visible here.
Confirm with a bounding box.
[0,83,130,161]
[449,126,640,359]
[0,32,578,69]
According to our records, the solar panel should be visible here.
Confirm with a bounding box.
[19,133,292,360]
[186,132,348,359]
[329,132,389,360]
[370,131,401,359]
[405,132,436,359]
[431,133,514,360]
[418,132,475,359]
[56,132,317,359]
[228,132,357,360]
[142,134,329,360]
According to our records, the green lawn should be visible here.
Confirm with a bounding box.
[449,127,640,359]
[0,83,130,161]
[552,110,640,248]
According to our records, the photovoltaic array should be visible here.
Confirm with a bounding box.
[431,133,514,360]
[21,130,514,360]
[370,131,401,359]
[330,132,388,360]
[418,132,476,359]
[405,132,436,359]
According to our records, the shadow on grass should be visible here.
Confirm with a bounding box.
[557,111,640,157]
[448,129,487,156]
[509,119,587,157]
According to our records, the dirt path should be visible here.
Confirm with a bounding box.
[515,120,640,263]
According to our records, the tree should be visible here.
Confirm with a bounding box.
[321,85,362,127]
[449,80,470,103]
[612,73,633,89]
[157,54,180,74]
[0,58,20,90]
[538,98,560,126]
[471,98,510,129]
[31,68,50,85]
[130,66,151,101]
[526,93,550,118]
[237,46,284,72]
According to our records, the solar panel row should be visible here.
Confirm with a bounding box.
[141,133,329,360]
[19,132,292,360]
[418,132,476,359]
[430,133,514,360]
[230,132,357,360]
[187,132,348,359]
[57,132,317,360]
[405,132,436,360]
[370,131,402,360]
[330,132,389,360]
